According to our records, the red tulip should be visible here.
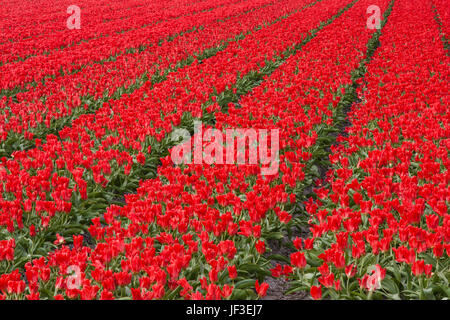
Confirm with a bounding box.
[310,285,322,300]
[290,251,307,269]
[227,265,237,280]
[255,280,269,298]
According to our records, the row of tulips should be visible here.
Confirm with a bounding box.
[0,0,393,299]
[431,0,449,50]
[0,0,241,65]
[0,0,301,157]
[287,0,449,300]
[0,0,352,280]
[0,0,266,90]
[1,0,153,45]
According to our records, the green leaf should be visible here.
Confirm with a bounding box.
[165,286,182,300]
[382,277,399,294]
[234,279,256,289]
[421,287,436,300]
[239,263,271,277]
[285,285,307,296]
[306,252,322,267]
[263,232,284,240]
[230,288,254,300]
[267,254,290,264]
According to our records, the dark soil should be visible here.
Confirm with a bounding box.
[261,90,362,300]
[262,225,310,300]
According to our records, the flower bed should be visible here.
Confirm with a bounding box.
[0,0,447,301]
[287,0,449,300]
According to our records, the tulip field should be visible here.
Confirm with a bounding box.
[0,0,448,300]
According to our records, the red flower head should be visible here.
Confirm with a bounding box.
[227,265,237,280]
[345,264,357,278]
[290,251,307,269]
[255,240,266,254]
[255,280,269,297]
[310,285,322,300]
